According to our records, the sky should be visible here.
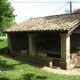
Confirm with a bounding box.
[9,0,80,23]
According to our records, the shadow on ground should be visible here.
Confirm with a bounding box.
[0,60,15,71]
[0,78,9,80]
[0,39,4,41]
[0,55,48,80]
[23,73,47,80]
[0,56,23,71]
[2,55,46,68]
[0,54,46,71]
[0,47,7,54]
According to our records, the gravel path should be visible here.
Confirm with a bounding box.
[42,57,80,75]
[42,66,80,75]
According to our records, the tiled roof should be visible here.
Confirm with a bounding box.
[4,13,80,33]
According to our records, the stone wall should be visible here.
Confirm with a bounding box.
[9,32,61,54]
[70,33,80,53]
[36,32,61,53]
[9,32,28,53]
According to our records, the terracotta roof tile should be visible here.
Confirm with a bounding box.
[4,13,80,32]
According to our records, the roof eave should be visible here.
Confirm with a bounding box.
[3,29,68,34]
[68,22,80,33]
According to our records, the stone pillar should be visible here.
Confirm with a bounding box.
[7,34,12,53]
[59,33,71,70]
[28,34,36,56]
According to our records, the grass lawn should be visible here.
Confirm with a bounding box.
[0,38,8,54]
[0,39,80,80]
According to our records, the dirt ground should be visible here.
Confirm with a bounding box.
[42,66,80,75]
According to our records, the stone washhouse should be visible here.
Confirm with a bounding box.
[4,13,80,70]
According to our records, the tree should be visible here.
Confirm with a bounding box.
[64,8,80,14]
[73,8,80,13]
[64,8,76,14]
[0,0,16,35]
[64,8,70,14]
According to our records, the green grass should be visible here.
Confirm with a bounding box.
[0,39,80,80]
[0,38,8,54]
[0,56,80,80]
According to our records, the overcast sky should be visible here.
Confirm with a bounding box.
[9,0,80,23]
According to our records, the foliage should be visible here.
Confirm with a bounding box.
[64,8,70,14]
[0,0,16,35]
[0,38,7,54]
[64,8,80,14]
[73,8,80,13]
